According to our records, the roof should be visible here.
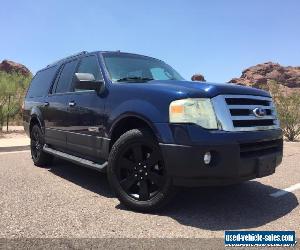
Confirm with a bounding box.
[42,50,160,71]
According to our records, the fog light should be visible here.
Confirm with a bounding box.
[203,151,211,165]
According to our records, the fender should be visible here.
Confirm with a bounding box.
[109,112,162,141]
[102,98,173,159]
[29,107,44,133]
[107,99,171,143]
[108,99,166,124]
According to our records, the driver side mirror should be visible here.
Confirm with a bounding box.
[74,73,104,94]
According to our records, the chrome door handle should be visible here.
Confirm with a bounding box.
[68,101,76,107]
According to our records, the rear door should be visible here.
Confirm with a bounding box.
[66,55,107,159]
[24,65,59,135]
[43,59,79,150]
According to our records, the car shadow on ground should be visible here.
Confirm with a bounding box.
[48,158,114,198]
[157,182,299,230]
[48,159,298,231]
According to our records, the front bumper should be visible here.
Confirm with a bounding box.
[158,125,283,187]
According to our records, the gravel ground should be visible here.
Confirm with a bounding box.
[0,142,299,240]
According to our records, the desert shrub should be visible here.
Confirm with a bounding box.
[268,81,300,141]
[0,71,31,131]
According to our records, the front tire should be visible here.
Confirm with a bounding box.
[30,124,53,167]
[108,128,175,212]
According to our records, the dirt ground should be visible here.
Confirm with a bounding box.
[0,126,26,138]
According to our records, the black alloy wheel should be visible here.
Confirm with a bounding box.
[117,142,165,201]
[31,125,43,161]
[108,128,174,212]
[30,124,53,166]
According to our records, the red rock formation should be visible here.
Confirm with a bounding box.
[191,73,206,82]
[229,62,300,92]
[0,60,31,76]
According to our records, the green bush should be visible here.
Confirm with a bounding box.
[268,81,300,141]
[0,71,31,131]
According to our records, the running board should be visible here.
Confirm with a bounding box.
[43,145,107,172]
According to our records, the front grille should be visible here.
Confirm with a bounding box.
[230,109,272,116]
[233,119,275,127]
[211,94,280,131]
[226,98,270,106]
[240,139,283,158]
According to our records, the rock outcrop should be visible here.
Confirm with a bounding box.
[229,62,300,91]
[0,60,31,76]
[191,73,206,82]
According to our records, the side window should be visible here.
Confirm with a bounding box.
[26,65,59,98]
[55,60,78,93]
[76,56,102,81]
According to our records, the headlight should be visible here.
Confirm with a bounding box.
[169,98,218,129]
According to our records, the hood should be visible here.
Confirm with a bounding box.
[147,80,271,98]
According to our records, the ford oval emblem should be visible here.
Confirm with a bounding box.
[253,107,266,118]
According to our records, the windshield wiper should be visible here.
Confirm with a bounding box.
[116,77,154,82]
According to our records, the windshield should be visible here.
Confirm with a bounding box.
[103,53,185,83]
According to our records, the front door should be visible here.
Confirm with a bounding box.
[66,55,106,160]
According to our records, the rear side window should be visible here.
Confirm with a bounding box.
[55,60,78,93]
[26,65,59,98]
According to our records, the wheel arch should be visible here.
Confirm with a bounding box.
[29,114,44,134]
[109,113,161,151]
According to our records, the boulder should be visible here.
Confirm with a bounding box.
[229,62,300,91]
[0,60,31,76]
[191,73,206,82]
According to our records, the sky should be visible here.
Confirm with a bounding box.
[0,0,299,82]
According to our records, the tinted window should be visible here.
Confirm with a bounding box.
[55,60,78,93]
[77,56,102,81]
[26,65,59,98]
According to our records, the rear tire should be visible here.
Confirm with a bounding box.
[107,128,175,212]
[30,124,53,167]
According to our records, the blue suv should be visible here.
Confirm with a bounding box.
[23,51,283,211]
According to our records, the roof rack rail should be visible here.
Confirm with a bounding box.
[47,51,88,67]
